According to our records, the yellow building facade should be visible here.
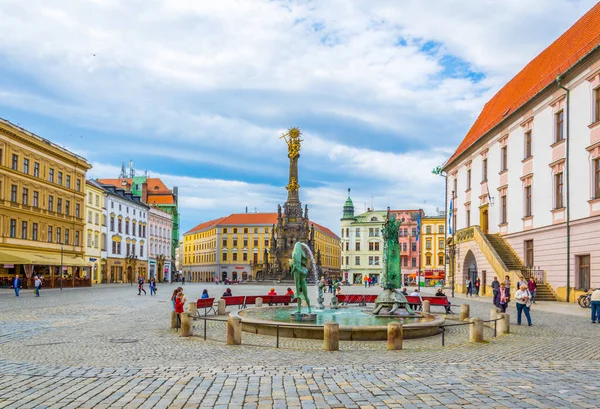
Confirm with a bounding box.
[84,181,104,284]
[183,213,340,282]
[421,215,446,273]
[0,119,91,288]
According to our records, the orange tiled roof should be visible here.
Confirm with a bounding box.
[446,3,600,167]
[96,178,173,194]
[97,178,131,188]
[147,195,175,205]
[185,212,340,239]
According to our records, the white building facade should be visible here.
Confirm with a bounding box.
[443,6,600,302]
[100,183,149,283]
[148,206,172,282]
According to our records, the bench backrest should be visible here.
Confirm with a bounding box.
[196,297,215,308]
[269,295,292,304]
[338,294,365,303]
[422,296,450,305]
[223,296,246,305]
[364,294,378,303]
[244,295,272,304]
[405,296,422,304]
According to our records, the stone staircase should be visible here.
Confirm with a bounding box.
[485,233,557,301]
[485,234,525,270]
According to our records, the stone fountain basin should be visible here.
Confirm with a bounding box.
[232,306,445,341]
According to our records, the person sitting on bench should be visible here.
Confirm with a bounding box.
[434,288,452,314]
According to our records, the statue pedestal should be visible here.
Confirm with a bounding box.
[290,312,317,322]
[373,288,417,316]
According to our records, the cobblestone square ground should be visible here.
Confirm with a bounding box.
[0,283,599,408]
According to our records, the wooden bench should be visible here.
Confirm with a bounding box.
[422,296,454,314]
[336,294,367,306]
[196,297,216,316]
[222,296,246,309]
[268,295,292,305]
[244,295,271,307]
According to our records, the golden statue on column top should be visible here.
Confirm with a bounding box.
[280,127,302,159]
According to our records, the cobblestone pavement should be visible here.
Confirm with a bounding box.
[0,284,599,408]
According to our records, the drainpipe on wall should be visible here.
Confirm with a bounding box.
[556,74,571,302]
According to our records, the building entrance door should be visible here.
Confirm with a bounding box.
[480,204,489,234]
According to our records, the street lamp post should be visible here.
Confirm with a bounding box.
[60,243,64,291]
[432,166,452,297]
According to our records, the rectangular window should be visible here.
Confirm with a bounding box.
[577,255,590,290]
[355,241,360,251]
[48,226,53,243]
[57,171,63,185]
[112,241,117,254]
[594,158,600,199]
[10,185,17,202]
[501,195,507,224]
[466,209,471,227]
[595,88,600,123]
[482,158,488,182]
[369,242,374,251]
[10,219,16,238]
[555,172,564,209]
[56,227,61,244]
[126,243,131,256]
[233,228,238,234]
[467,168,471,190]
[118,219,122,233]
[403,258,408,267]
[411,242,417,252]
[426,255,431,265]
[426,239,431,250]
[48,195,53,211]
[355,229,360,237]
[374,256,379,265]
[453,178,457,196]
[64,229,69,244]
[555,110,564,143]
[355,256,360,266]
[33,191,39,208]
[76,179,81,192]
[12,154,18,171]
[232,253,238,261]
[66,175,71,188]
[222,252,227,261]
[110,216,115,231]
[76,204,80,218]
[22,188,28,205]
[345,256,349,265]
[33,162,39,177]
[524,186,532,217]
[523,131,531,159]
[232,239,238,247]
[23,158,29,174]
[439,238,444,249]
[264,239,269,247]
[368,256,373,265]
[243,239,248,247]
[222,239,227,247]
[125,221,129,235]
[412,258,416,267]
[65,200,70,216]
[57,198,62,213]
[374,242,379,251]
[140,244,143,257]
[49,168,54,183]
[243,252,248,261]
[524,240,534,267]
[345,242,349,251]
[439,225,444,234]
[439,254,445,265]
[500,146,507,172]
[32,223,38,241]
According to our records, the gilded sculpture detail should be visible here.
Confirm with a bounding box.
[279,127,302,159]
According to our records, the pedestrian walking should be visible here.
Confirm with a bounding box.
[515,284,533,326]
[466,278,473,297]
[215,277,219,285]
[138,276,147,295]
[363,275,368,288]
[182,276,186,285]
[503,275,512,302]
[327,278,333,294]
[149,278,157,296]
[368,276,373,288]
[12,274,22,297]
[590,288,600,323]
[527,277,537,304]
[517,276,527,290]
[34,275,41,297]
[491,277,500,306]
[475,278,480,297]
[498,283,508,313]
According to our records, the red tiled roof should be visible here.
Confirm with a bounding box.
[446,3,600,167]
[185,212,340,239]
[97,178,131,188]
[147,195,175,205]
[96,178,173,194]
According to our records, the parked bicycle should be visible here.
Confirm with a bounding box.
[578,291,591,308]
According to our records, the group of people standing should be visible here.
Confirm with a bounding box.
[465,277,481,297]
[491,275,536,326]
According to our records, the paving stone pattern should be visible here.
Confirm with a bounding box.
[0,284,599,408]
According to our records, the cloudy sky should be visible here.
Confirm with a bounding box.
[1,0,597,235]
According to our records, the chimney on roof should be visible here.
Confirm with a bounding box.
[142,182,148,204]
[245,206,248,213]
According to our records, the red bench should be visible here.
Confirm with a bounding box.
[196,297,216,316]
[268,295,292,305]
[336,294,367,306]
[422,296,453,314]
[244,295,272,307]
[222,296,246,309]
[364,294,378,304]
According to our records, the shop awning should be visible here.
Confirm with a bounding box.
[0,250,90,266]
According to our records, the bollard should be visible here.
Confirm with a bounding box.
[460,304,470,321]
[188,302,197,317]
[180,313,193,337]
[323,322,339,351]
[469,318,484,343]
[227,316,242,345]
[387,322,403,350]
[489,308,498,328]
[256,297,263,307]
[218,299,226,315]
[498,313,510,334]
[170,311,178,329]
[422,300,430,313]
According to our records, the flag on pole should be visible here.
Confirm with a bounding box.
[415,211,421,242]
[448,198,454,234]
